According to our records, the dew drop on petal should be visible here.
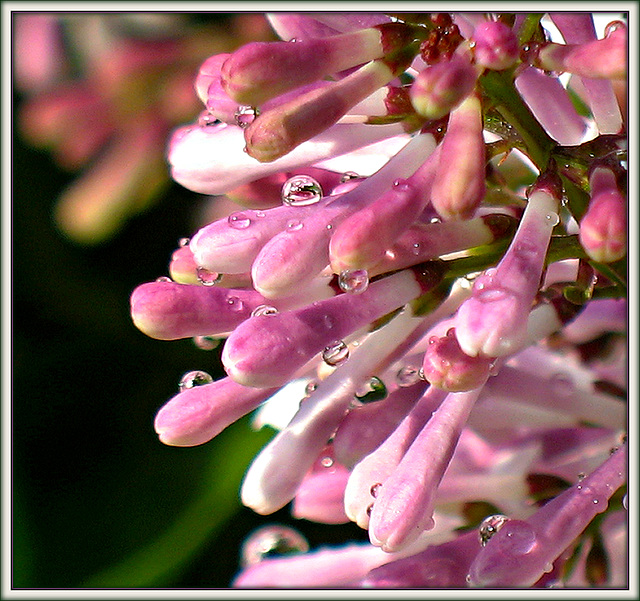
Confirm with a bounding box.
[430,216,442,224]
[234,105,259,128]
[478,514,509,547]
[281,175,323,206]
[227,296,245,312]
[255,210,266,218]
[251,304,278,317]
[240,525,309,567]
[196,267,222,286]
[370,482,382,498]
[412,242,421,256]
[322,340,349,366]
[193,335,220,351]
[577,472,586,482]
[286,219,303,231]
[320,456,334,468]
[338,269,369,294]
[179,237,190,247]
[354,376,387,404]
[605,20,625,36]
[366,503,374,517]
[396,365,422,387]
[340,171,360,183]
[228,212,252,229]
[545,212,560,226]
[155,276,172,283]
[178,370,213,391]
[304,380,318,396]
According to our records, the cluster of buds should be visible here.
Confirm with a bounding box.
[130,12,628,588]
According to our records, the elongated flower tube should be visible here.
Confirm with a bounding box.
[251,132,436,298]
[454,172,562,357]
[537,23,626,80]
[221,23,419,105]
[154,377,278,447]
[130,278,335,340]
[579,165,626,263]
[344,385,448,530]
[467,445,626,587]
[328,141,439,272]
[222,263,443,388]
[515,67,589,146]
[410,52,479,120]
[548,13,623,135]
[244,60,413,163]
[169,120,408,195]
[430,94,486,220]
[561,298,626,343]
[368,387,483,552]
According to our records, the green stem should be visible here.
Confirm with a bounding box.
[516,13,544,46]
[480,69,556,170]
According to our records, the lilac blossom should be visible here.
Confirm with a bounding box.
[126,10,629,590]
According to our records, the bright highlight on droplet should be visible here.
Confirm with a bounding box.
[281,175,323,206]
[178,370,213,391]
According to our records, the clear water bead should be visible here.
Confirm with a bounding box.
[286,219,303,231]
[155,276,172,283]
[545,212,560,226]
[226,296,245,312]
[196,267,221,286]
[251,305,278,317]
[479,514,509,546]
[228,212,252,229]
[234,105,259,128]
[240,525,309,567]
[178,370,213,391]
[396,365,422,387]
[192,336,220,351]
[340,171,360,183]
[354,377,387,404]
[281,175,323,206]
[322,340,349,367]
[179,237,190,247]
[197,111,217,128]
[338,269,369,294]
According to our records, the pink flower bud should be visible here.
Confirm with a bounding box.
[471,21,519,71]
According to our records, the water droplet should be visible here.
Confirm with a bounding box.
[326,224,333,230]
[577,472,586,481]
[227,296,245,312]
[178,370,213,391]
[255,210,266,218]
[396,365,422,387]
[340,171,360,182]
[592,498,599,504]
[370,483,381,498]
[281,175,323,206]
[545,212,560,226]
[193,335,220,351]
[240,525,309,567]
[605,20,625,37]
[179,237,190,247]
[234,105,259,128]
[286,219,303,231]
[196,266,222,286]
[155,276,172,283]
[430,216,442,224]
[412,242,421,255]
[354,377,387,404]
[479,514,509,546]
[322,340,349,367]
[197,111,218,127]
[322,314,335,330]
[251,304,278,317]
[366,503,374,517]
[338,269,369,294]
[550,373,575,397]
[320,456,334,468]
[304,380,318,396]
[623,494,628,510]
[228,212,252,229]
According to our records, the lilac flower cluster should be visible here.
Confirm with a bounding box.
[130,12,629,588]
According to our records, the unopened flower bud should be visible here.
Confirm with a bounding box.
[471,21,519,71]
[410,53,478,120]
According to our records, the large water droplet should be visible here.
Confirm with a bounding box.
[228,212,252,229]
[196,266,222,286]
[155,276,172,283]
[227,296,245,312]
[354,376,387,404]
[251,305,278,317]
[396,365,422,387]
[338,269,369,294]
[322,340,349,366]
[234,105,259,128]
[281,175,323,206]
[605,20,625,36]
[192,336,220,351]
[479,514,509,546]
[240,525,309,567]
[178,370,213,391]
